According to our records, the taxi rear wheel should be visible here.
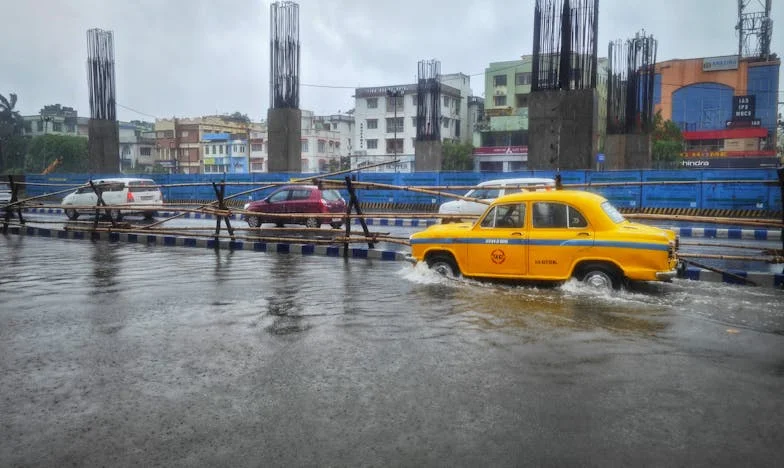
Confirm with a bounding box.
[247,216,261,228]
[578,264,621,290]
[427,254,460,278]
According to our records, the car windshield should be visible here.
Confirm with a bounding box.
[321,190,342,201]
[466,188,501,199]
[601,200,626,223]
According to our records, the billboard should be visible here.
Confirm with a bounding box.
[702,55,739,72]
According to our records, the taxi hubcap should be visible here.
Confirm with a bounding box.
[584,271,612,289]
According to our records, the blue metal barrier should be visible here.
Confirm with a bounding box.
[19,169,782,212]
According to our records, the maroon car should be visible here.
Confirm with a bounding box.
[243,185,346,229]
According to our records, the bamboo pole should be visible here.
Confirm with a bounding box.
[681,258,757,286]
[624,213,783,228]
[679,252,781,262]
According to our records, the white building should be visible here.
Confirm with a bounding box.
[300,110,354,173]
[119,122,156,172]
[352,73,473,172]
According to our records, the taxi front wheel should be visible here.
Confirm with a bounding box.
[427,254,460,278]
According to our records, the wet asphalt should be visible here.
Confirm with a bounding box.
[1,235,783,467]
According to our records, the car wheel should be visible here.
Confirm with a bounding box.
[426,254,460,278]
[578,264,621,290]
[143,211,155,220]
[246,216,261,228]
[106,208,122,222]
[330,222,343,229]
[64,208,79,220]
[305,217,320,229]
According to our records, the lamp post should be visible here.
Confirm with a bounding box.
[387,89,403,173]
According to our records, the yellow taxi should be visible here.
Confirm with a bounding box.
[409,190,679,289]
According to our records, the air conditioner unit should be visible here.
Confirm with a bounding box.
[495,90,504,96]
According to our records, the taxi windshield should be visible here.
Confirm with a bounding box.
[601,201,626,223]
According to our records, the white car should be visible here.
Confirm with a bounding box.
[0,182,12,206]
[62,177,163,221]
[438,177,556,220]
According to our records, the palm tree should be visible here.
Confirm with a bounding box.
[0,93,25,173]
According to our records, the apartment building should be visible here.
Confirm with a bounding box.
[352,73,473,172]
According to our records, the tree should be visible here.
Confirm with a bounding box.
[25,134,88,173]
[441,141,474,171]
[225,112,250,124]
[651,110,683,169]
[0,92,25,173]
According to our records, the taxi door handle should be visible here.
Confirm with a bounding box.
[577,232,590,236]
[510,232,522,236]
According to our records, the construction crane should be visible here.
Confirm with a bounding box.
[41,156,63,175]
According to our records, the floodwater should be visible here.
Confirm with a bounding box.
[1,235,783,467]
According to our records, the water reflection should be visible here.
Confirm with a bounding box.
[264,254,308,336]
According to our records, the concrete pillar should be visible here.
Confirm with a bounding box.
[267,108,302,173]
[88,119,120,173]
[414,140,443,172]
[605,134,652,169]
[528,89,597,170]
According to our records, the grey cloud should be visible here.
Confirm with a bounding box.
[1,0,781,122]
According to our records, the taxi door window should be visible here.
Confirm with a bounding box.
[480,204,525,228]
[533,202,587,228]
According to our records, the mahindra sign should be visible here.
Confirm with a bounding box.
[473,146,528,155]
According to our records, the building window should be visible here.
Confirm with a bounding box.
[443,118,450,129]
[366,119,378,129]
[516,72,532,86]
[386,96,404,113]
[140,147,152,156]
[455,120,461,138]
[494,95,507,106]
[318,140,326,153]
[52,122,62,132]
[385,139,403,154]
[251,143,263,151]
[411,95,418,106]
[411,117,417,127]
[251,161,265,171]
[219,145,224,154]
[302,140,309,153]
[181,130,189,137]
[366,139,378,149]
[24,121,32,133]
[494,75,507,86]
[367,98,378,109]
[516,94,529,108]
[385,117,404,133]
[443,96,449,107]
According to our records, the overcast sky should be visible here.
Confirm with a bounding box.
[2,0,782,122]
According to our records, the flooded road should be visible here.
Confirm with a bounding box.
[1,235,783,466]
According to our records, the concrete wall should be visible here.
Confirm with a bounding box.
[267,108,302,172]
[528,90,597,170]
[414,140,442,172]
[88,119,120,173]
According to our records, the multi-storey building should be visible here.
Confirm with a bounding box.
[119,121,155,172]
[22,105,81,138]
[301,111,354,173]
[652,55,779,167]
[154,116,263,174]
[477,56,608,172]
[352,73,473,172]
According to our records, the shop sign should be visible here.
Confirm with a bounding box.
[702,55,739,71]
